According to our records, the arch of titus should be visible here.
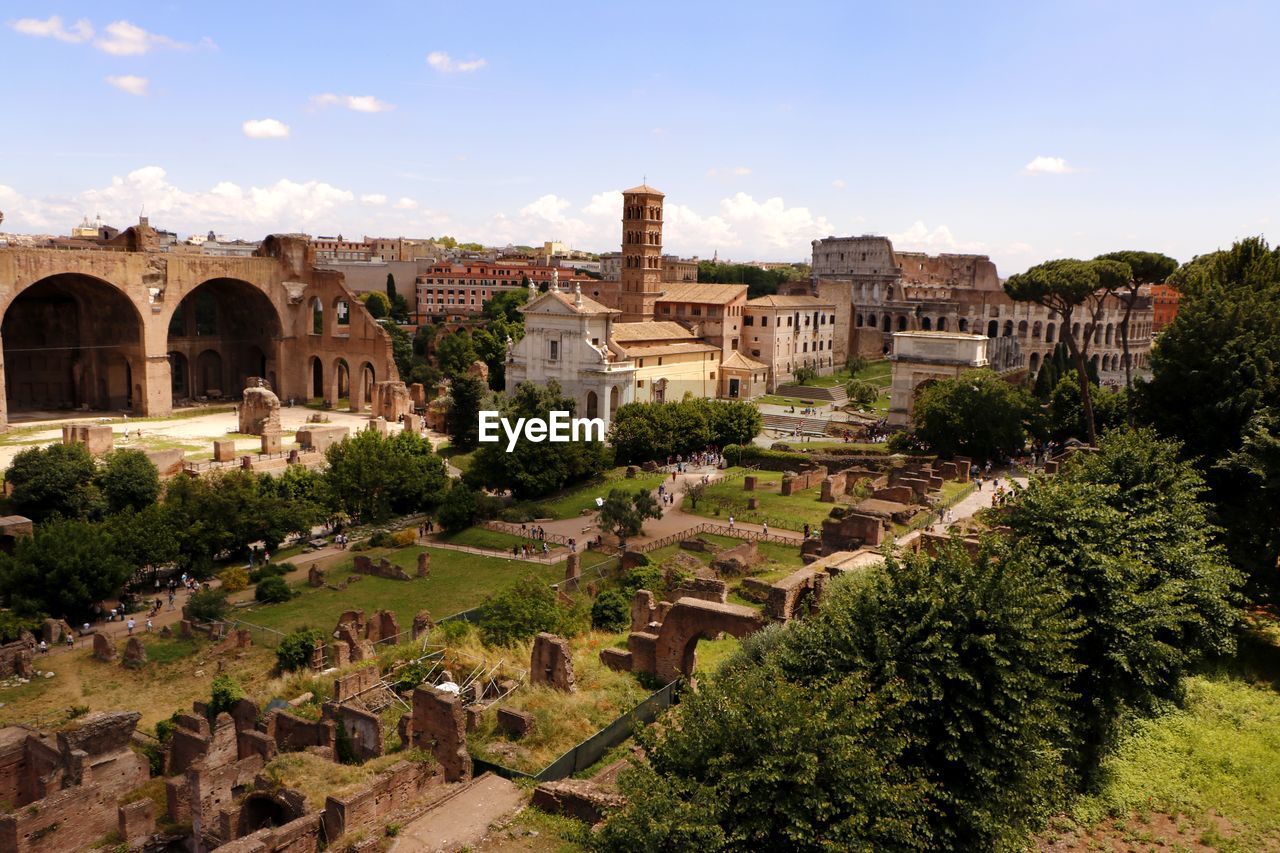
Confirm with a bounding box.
[0,228,397,429]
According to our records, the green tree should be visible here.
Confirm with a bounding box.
[255,575,294,603]
[324,429,448,523]
[598,487,662,546]
[482,289,528,325]
[6,443,100,521]
[590,590,630,632]
[386,272,409,321]
[185,588,229,622]
[1094,250,1178,386]
[438,482,482,532]
[1001,429,1240,783]
[467,380,610,499]
[380,319,414,379]
[844,379,879,408]
[791,366,818,385]
[362,290,390,319]
[911,369,1039,461]
[1138,237,1280,596]
[0,519,132,618]
[445,375,487,450]
[208,674,245,718]
[436,330,478,379]
[97,449,160,514]
[1047,376,1129,442]
[1004,257,1131,444]
[609,399,760,465]
[477,573,567,646]
[101,504,179,571]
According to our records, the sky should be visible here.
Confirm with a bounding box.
[1,1,1277,272]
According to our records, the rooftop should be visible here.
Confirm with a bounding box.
[622,183,665,196]
[746,294,834,308]
[655,283,747,305]
[610,321,697,342]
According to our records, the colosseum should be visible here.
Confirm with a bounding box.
[0,220,397,429]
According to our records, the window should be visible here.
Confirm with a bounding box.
[548,340,559,360]
[745,315,754,326]
[762,316,769,327]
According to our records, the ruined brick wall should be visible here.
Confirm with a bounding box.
[332,665,380,703]
[266,710,335,754]
[322,703,383,762]
[0,730,62,810]
[408,688,471,783]
[320,760,438,841]
[215,813,321,853]
[0,778,123,853]
[780,466,828,495]
[176,754,264,829]
[0,638,34,679]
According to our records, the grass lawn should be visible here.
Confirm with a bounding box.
[512,468,668,520]
[438,443,478,474]
[1059,614,1280,850]
[438,526,535,551]
[238,545,560,633]
[0,634,280,731]
[756,394,834,408]
[690,467,836,532]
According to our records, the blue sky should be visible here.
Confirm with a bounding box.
[1,0,1277,271]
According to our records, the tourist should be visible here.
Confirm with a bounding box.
[728,515,735,529]
[126,618,135,635]
[38,640,47,654]
[145,618,153,633]
[803,523,811,538]
[65,633,74,648]
[762,522,769,536]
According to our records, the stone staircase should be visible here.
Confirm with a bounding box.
[774,384,849,405]
[761,413,832,437]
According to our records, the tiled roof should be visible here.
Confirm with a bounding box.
[655,283,747,305]
[746,294,834,308]
[610,321,696,342]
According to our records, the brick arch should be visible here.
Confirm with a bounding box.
[653,598,763,682]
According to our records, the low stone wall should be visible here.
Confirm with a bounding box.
[266,710,335,754]
[214,813,321,853]
[322,703,383,762]
[780,466,828,496]
[321,760,439,841]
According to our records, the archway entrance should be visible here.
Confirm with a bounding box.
[166,278,281,405]
[2,274,145,415]
[237,793,301,835]
[309,357,324,401]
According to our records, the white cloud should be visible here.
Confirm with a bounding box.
[888,221,987,254]
[361,193,388,206]
[105,75,148,96]
[582,190,623,218]
[9,15,93,43]
[95,19,196,55]
[707,166,753,179]
[393,197,419,210]
[311,93,395,113]
[832,179,846,189]
[242,118,290,139]
[10,16,210,54]
[426,51,487,73]
[1023,155,1074,175]
[717,192,833,250]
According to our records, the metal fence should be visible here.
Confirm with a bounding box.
[482,520,574,547]
[475,679,681,782]
[635,522,803,553]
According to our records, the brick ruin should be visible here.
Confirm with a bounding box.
[530,633,576,692]
[403,687,472,783]
[601,597,765,682]
[0,712,151,853]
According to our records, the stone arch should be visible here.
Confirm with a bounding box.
[654,598,764,682]
[1046,322,1056,343]
[330,357,350,405]
[238,792,303,835]
[353,361,376,413]
[310,297,324,335]
[987,320,998,337]
[1032,321,1042,340]
[855,313,863,327]
[1071,322,1081,340]
[937,316,948,331]
[586,390,599,419]
[1003,320,1014,336]
[896,315,907,331]
[194,349,223,397]
[169,351,190,400]
[1018,320,1028,336]
[2,273,147,416]
[332,295,350,333]
[609,385,620,415]
[1089,353,1100,372]
[881,315,891,333]
[1029,352,1042,374]
[309,356,324,401]
[167,278,282,404]
[958,318,968,332]
[920,316,932,331]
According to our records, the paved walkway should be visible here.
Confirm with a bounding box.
[390,773,525,853]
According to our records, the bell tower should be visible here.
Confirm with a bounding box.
[618,183,665,321]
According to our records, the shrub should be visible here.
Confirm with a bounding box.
[885,431,916,454]
[845,379,880,408]
[218,566,249,593]
[185,589,229,623]
[369,530,396,548]
[276,628,322,672]
[722,444,743,466]
[255,576,294,604]
[208,674,245,719]
[620,565,663,596]
[477,574,567,646]
[792,366,818,385]
[591,590,630,632]
[248,562,290,584]
[393,528,417,547]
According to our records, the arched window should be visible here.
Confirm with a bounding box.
[1029,352,1041,374]
[1018,320,1028,336]
[897,315,907,331]
[1032,321,1042,340]
[937,316,948,331]
[958,318,968,332]
[855,313,864,327]
[1046,322,1056,343]
[586,390,598,419]
[921,316,932,330]
[310,298,323,335]
[1003,320,1014,337]
[987,320,998,337]
[882,315,891,333]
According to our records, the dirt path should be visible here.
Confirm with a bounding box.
[390,773,526,853]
